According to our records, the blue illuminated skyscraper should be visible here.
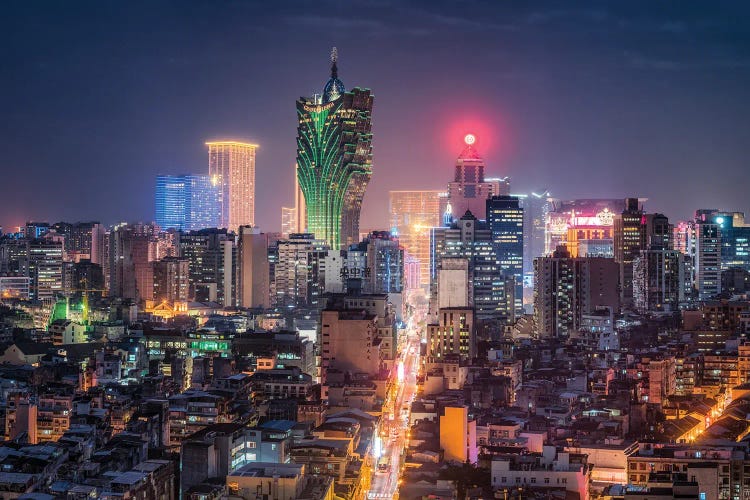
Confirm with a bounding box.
[155,175,219,231]
[487,195,524,314]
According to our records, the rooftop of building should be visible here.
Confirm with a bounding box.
[228,462,304,479]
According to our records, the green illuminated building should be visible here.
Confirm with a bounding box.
[296,48,373,250]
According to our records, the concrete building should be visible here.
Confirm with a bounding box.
[633,249,689,313]
[319,309,380,383]
[180,422,250,495]
[491,447,591,499]
[431,210,512,321]
[226,462,334,500]
[28,237,63,301]
[439,405,477,464]
[695,212,722,299]
[427,307,476,360]
[534,246,620,338]
[437,258,470,309]
[152,256,189,303]
[237,226,269,308]
[614,198,645,306]
[271,233,327,309]
[178,228,234,305]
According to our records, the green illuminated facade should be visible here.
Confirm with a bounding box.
[296,49,373,250]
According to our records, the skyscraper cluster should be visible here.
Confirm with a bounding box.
[3,43,750,500]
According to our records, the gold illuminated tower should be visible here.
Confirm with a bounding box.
[207,141,258,232]
[389,190,443,287]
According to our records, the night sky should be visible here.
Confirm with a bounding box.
[2,1,750,232]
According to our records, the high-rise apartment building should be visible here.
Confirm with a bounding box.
[614,198,645,306]
[346,231,404,294]
[280,207,296,238]
[633,249,690,313]
[427,307,476,360]
[155,175,219,231]
[177,228,234,306]
[296,49,373,250]
[108,223,157,301]
[487,196,524,313]
[534,246,620,338]
[236,226,269,309]
[153,257,190,303]
[28,238,63,301]
[695,211,722,300]
[207,141,258,232]
[270,233,328,309]
[431,210,512,321]
[446,135,499,221]
[389,190,443,289]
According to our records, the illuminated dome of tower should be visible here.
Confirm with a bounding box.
[323,47,345,103]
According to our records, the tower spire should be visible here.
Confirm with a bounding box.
[330,46,338,79]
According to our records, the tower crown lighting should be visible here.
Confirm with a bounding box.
[464,133,476,145]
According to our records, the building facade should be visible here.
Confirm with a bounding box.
[207,141,258,232]
[389,190,443,288]
[487,195,524,314]
[155,174,219,231]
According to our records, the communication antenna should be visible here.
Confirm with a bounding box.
[331,46,338,64]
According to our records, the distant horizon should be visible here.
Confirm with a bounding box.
[2,1,749,232]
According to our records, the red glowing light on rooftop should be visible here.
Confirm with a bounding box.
[464,133,476,145]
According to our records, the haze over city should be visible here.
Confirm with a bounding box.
[2,1,750,230]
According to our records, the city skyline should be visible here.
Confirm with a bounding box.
[2,1,750,232]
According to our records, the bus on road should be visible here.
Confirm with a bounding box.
[377,455,391,473]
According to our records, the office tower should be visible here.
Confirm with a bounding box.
[296,49,373,250]
[271,233,328,309]
[487,195,524,313]
[177,228,234,305]
[207,141,258,232]
[108,223,157,301]
[28,238,63,301]
[153,257,190,303]
[346,231,403,294]
[280,207,296,238]
[533,246,620,339]
[446,134,498,220]
[389,190,443,288]
[237,226,269,309]
[431,210,512,321]
[694,211,721,300]
[633,249,689,313]
[715,212,750,271]
[155,174,219,231]
[614,198,645,306]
